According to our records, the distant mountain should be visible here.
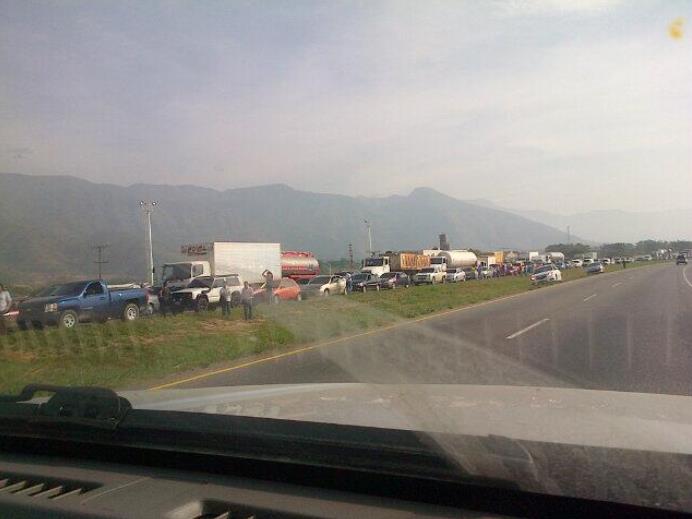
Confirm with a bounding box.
[465,199,692,244]
[0,173,573,282]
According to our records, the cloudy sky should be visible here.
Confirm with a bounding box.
[1,0,690,213]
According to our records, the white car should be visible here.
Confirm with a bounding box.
[531,264,562,284]
[445,268,466,283]
[582,258,594,266]
[414,266,446,285]
[601,258,611,265]
[570,259,583,268]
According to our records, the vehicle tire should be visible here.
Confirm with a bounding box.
[58,310,79,329]
[195,296,209,312]
[122,303,140,322]
[17,320,28,331]
[323,289,330,297]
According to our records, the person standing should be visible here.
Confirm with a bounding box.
[219,280,232,318]
[262,270,274,304]
[345,272,352,294]
[0,284,12,335]
[241,281,254,321]
[160,281,172,317]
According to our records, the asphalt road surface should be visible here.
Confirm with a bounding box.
[183,263,692,395]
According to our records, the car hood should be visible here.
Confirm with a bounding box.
[19,295,72,308]
[125,383,692,455]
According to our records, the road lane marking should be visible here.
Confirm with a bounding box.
[506,318,550,340]
[583,294,597,302]
[683,265,692,289]
[611,282,622,287]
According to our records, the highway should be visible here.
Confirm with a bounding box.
[179,263,692,396]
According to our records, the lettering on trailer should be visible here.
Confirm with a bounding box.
[181,243,211,256]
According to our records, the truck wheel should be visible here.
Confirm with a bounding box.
[122,303,140,322]
[195,296,209,312]
[58,310,79,329]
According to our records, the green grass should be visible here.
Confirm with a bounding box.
[0,260,665,393]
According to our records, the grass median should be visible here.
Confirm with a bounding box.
[0,261,664,393]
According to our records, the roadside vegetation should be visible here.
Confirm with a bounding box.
[0,260,665,394]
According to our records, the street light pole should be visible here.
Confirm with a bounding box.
[364,219,373,257]
[139,200,158,286]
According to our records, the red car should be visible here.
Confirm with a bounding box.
[253,278,302,303]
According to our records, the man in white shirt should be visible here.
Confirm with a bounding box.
[219,280,232,318]
[0,284,12,335]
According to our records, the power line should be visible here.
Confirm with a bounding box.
[92,244,109,280]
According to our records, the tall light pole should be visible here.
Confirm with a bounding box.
[364,219,373,257]
[139,200,157,286]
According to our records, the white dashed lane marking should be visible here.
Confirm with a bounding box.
[506,318,550,340]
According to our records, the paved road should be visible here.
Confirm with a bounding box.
[182,263,692,395]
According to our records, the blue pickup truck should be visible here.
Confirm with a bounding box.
[17,280,149,329]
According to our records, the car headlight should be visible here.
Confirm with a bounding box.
[45,303,58,312]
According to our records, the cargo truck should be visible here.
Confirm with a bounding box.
[361,256,391,276]
[388,252,430,276]
[162,242,281,289]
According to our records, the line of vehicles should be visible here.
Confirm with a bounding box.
[10,240,682,330]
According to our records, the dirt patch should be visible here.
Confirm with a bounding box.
[1,349,38,362]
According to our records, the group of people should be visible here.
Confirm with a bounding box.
[158,270,276,321]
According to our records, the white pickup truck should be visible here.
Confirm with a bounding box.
[413,265,446,285]
[171,274,243,312]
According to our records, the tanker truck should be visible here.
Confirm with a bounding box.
[281,251,320,282]
[435,250,478,270]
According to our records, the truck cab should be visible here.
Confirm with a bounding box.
[161,261,211,290]
[361,256,390,277]
[429,256,447,272]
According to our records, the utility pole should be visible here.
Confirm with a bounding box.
[567,225,571,245]
[348,243,354,270]
[364,219,373,257]
[139,200,158,286]
[92,244,109,280]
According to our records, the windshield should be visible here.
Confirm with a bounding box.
[162,263,192,282]
[187,277,213,288]
[308,276,330,285]
[3,2,692,514]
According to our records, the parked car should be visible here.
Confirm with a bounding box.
[351,273,379,292]
[582,258,594,266]
[378,271,410,289]
[676,254,688,265]
[414,266,446,285]
[301,275,346,297]
[171,274,242,312]
[530,264,562,284]
[571,259,583,268]
[253,277,302,303]
[445,268,466,283]
[17,280,148,329]
[585,261,605,274]
[601,258,611,265]
[463,267,479,280]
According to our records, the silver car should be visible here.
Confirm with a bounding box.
[301,275,346,297]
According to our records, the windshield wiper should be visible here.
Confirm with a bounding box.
[0,384,131,430]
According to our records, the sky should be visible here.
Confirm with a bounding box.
[1,0,690,214]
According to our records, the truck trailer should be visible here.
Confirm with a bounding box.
[162,242,281,289]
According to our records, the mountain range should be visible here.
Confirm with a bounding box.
[466,200,692,244]
[0,173,574,282]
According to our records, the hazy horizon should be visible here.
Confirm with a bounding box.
[2,1,691,213]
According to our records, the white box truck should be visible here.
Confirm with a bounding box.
[162,242,281,289]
